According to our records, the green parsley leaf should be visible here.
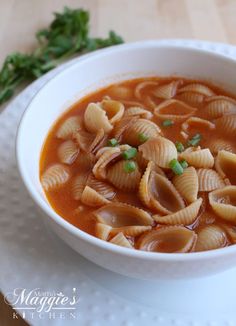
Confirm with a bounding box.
[0,7,124,105]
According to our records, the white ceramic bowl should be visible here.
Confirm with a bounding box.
[16,41,236,280]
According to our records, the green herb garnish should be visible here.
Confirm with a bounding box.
[175,141,185,153]
[187,133,202,147]
[122,147,137,160]
[179,159,188,169]
[124,161,136,173]
[162,119,174,127]
[0,7,124,105]
[108,138,118,147]
[169,159,184,175]
[138,133,149,143]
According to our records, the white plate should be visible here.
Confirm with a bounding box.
[1,39,236,326]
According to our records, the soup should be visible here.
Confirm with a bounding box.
[40,77,236,253]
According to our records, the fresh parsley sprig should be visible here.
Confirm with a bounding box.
[0,7,124,105]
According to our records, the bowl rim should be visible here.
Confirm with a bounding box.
[16,40,236,262]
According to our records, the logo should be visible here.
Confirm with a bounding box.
[4,288,80,320]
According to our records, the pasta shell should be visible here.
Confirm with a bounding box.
[134,80,159,100]
[87,174,116,199]
[176,92,205,106]
[154,99,197,121]
[208,139,234,156]
[101,99,125,125]
[205,95,236,103]
[137,151,165,176]
[95,223,112,240]
[181,117,215,134]
[92,147,121,180]
[89,129,106,153]
[76,152,96,172]
[173,167,199,203]
[215,150,236,185]
[204,96,236,119]
[84,100,124,133]
[152,81,180,99]
[153,198,202,225]
[139,137,177,168]
[95,146,114,159]
[139,162,184,213]
[153,163,166,176]
[74,129,105,153]
[111,225,152,237]
[149,172,185,214]
[195,225,227,251]
[214,114,236,137]
[181,146,201,154]
[121,100,147,108]
[109,232,133,248]
[57,140,79,165]
[107,160,141,191]
[94,203,153,227]
[84,103,113,133]
[74,130,93,151]
[138,226,197,253]
[178,83,215,96]
[197,169,225,191]
[135,151,149,171]
[209,186,236,222]
[71,173,89,200]
[41,164,70,191]
[198,192,208,216]
[56,116,83,139]
[221,223,236,243]
[123,119,161,146]
[113,116,138,141]
[118,144,132,151]
[99,146,124,157]
[124,106,153,119]
[139,161,155,207]
[179,148,214,168]
[107,85,133,99]
[81,186,109,207]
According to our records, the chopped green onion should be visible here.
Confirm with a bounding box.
[187,133,202,146]
[138,133,149,143]
[179,159,188,169]
[188,138,200,146]
[108,138,118,147]
[124,161,136,173]
[175,141,185,153]
[192,133,201,139]
[162,119,174,127]
[169,159,184,175]
[122,147,137,160]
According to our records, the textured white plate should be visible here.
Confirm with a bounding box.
[1,39,236,326]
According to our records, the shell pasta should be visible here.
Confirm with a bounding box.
[40,77,236,253]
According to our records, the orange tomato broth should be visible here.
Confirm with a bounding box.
[40,77,236,250]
